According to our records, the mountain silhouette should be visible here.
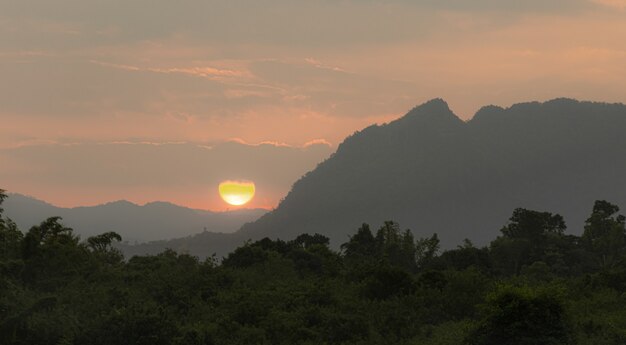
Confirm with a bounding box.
[235,98,626,250]
[3,194,266,242]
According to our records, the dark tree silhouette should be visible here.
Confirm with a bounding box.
[582,200,626,269]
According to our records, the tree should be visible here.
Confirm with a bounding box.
[375,221,402,245]
[581,200,626,269]
[362,265,415,300]
[0,188,13,221]
[222,242,269,268]
[492,208,567,275]
[490,236,531,275]
[0,188,7,225]
[415,233,440,270]
[341,223,377,258]
[341,223,379,279]
[87,231,122,252]
[0,190,23,261]
[467,285,573,345]
[399,229,417,271]
[87,231,123,265]
[436,239,491,272]
[501,208,566,241]
[20,217,88,287]
[21,217,78,260]
[290,233,330,249]
[0,219,22,261]
[375,221,418,271]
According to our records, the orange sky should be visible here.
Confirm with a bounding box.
[1,0,626,210]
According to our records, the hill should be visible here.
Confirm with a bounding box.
[3,193,266,242]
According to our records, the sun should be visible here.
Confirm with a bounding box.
[218,180,256,206]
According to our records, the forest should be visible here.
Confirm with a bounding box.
[2,188,626,345]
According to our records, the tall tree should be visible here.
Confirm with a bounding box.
[341,223,377,259]
[0,189,9,229]
[375,221,419,271]
[21,217,88,287]
[0,190,22,260]
[415,233,440,270]
[491,208,566,275]
[581,200,626,269]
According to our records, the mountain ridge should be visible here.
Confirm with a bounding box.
[237,97,626,251]
[3,193,267,242]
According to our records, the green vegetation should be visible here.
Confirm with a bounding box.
[2,188,626,344]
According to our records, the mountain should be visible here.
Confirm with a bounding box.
[236,98,626,249]
[3,194,266,242]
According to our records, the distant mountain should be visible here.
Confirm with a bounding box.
[236,98,626,249]
[3,194,266,242]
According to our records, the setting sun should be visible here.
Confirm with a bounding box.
[218,180,255,206]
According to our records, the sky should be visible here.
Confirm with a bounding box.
[1,0,626,210]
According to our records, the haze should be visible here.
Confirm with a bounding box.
[2,0,626,210]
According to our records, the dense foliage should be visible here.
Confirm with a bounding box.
[2,189,626,344]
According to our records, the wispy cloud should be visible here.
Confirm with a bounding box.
[150,66,244,78]
[304,58,347,72]
[106,140,189,146]
[90,60,245,78]
[89,60,140,71]
[226,138,328,149]
[303,138,332,147]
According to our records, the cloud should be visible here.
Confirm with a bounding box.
[304,139,333,147]
[156,66,243,78]
[226,138,290,147]
[304,58,346,72]
[90,60,245,78]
